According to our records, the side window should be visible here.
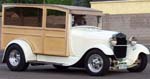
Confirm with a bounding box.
[72,14,102,27]
[46,9,66,29]
[4,7,42,27]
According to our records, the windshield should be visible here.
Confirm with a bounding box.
[72,14,102,27]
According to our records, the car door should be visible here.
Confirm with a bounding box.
[43,8,68,56]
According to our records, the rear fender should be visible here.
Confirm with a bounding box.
[2,39,36,62]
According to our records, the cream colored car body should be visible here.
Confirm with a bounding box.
[1,4,150,68]
[3,26,150,67]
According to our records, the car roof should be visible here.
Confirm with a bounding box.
[3,4,103,15]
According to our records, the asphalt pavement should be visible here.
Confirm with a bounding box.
[0,61,150,79]
[0,50,150,79]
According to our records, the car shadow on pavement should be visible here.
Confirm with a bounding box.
[0,51,3,63]
[27,66,87,76]
[25,65,129,76]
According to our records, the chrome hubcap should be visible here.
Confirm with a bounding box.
[88,54,103,73]
[9,50,21,66]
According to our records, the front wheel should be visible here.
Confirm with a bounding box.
[84,50,110,76]
[127,54,148,72]
[5,44,29,71]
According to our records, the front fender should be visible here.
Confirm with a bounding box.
[70,44,114,66]
[92,44,114,55]
[2,39,36,62]
[126,44,150,65]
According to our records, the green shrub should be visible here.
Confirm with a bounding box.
[74,0,90,7]
[6,0,73,5]
[47,0,73,5]
[0,0,2,12]
[4,0,42,3]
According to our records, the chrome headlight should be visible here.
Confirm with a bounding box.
[110,36,117,46]
[129,36,137,46]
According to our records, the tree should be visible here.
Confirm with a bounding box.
[2,0,73,4]
[0,0,4,11]
[1,0,93,12]
[46,0,73,5]
[80,0,91,7]
[0,1,1,12]
[2,0,7,3]
[74,0,91,7]
[4,0,43,3]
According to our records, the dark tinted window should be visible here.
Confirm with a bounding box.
[4,7,42,27]
[46,9,66,29]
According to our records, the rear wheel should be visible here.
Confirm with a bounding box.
[84,50,110,76]
[127,54,148,72]
[5,44,29,71]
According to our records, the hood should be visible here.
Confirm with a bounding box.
[71,26,118,40]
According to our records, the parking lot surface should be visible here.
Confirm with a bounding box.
[0,51,150,79]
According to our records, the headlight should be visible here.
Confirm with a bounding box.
[129,36,137,46]
[110,37,117,46]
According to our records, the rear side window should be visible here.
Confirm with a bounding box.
[4,7,42,27]
[46,9,66,29]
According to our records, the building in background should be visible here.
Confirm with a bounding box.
[91,0,150,14]
[90,0,150,45]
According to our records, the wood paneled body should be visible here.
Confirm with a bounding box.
[1,4,103,57]
[43,29,67,56]
[1,26,43,54]
[1,5,68,56]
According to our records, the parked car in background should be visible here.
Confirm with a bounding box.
[1,4,150,76]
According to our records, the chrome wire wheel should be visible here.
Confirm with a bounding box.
[88,54,103,73]
[9,50,21,66]
[85,49,110,76]
[5,44,29,71]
